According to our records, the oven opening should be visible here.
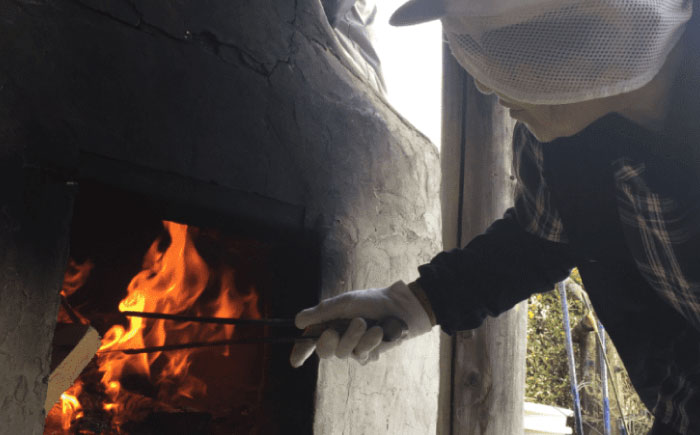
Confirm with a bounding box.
[44,181,318,435]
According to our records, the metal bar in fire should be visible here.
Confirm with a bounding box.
[102,314,406,355]
[97,336,311,355]
[121,311,295,326]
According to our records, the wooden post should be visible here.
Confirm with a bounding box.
[441,43,526,434]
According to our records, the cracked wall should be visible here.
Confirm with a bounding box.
[0,0,442,432]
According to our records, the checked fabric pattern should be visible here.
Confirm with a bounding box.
[512,125,700,434]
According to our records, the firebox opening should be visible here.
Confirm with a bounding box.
[45,177,318,435]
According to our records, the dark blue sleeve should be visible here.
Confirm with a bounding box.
[416,209,575,335]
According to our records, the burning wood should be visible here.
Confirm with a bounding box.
[45,323,101,415]
[47,220,264,433]
[95,221,262,428]
[44,322,102,433]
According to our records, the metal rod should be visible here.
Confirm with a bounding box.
[558,281,585,435]
[581,288,631,435]
[599,321,612,435]
[105,317,406,355]
[121,311,295,326]
[61,295,86,325]
[98,335,315,355]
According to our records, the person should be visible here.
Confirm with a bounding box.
[291,0,700,433]
[324,0,387,95]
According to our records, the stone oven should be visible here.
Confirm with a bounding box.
[0,0,442,433]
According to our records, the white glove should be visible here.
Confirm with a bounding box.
[289,280,433,367]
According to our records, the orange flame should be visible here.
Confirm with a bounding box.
[94,221,261,426]
[61,259,94,298]
[57,259,94,325]
[48,220,262,432]
[45,381,84,432]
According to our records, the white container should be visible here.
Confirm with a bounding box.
[524,402,574,435]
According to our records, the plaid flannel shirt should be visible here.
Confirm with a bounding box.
[512,124,700,434]
[418,22,700,433]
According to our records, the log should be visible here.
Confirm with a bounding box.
[45,323,101,414]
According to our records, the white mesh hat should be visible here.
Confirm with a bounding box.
[391,0,693,104]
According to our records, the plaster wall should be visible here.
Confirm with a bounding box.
[0,0,443,433]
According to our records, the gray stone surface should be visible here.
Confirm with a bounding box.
[0,0,442,432]
[0,149,74,434]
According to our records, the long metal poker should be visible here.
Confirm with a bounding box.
[97,336,315,355]
[121,311,295,326]
[102,314,407,355]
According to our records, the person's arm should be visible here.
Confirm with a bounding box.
[415,209,575,334]
[290,123,574,365]
[417,123,576,334]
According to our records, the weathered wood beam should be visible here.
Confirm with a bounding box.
[441,42,526,434]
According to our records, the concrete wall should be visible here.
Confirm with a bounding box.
[0,0,443,432]
[0,153,74,434]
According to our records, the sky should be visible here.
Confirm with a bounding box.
[371,0,443,149]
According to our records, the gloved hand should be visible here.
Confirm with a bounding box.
[289,280,433,367]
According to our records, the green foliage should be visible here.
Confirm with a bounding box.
[525,285,585,408]
[525,270,654,434]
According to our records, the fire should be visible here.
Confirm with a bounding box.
[57,259,93,325]
[61,259,94,298]
[48,220,261,432]
[96,221,260,426]
[46,382,84,432]
[60,386,84,430]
